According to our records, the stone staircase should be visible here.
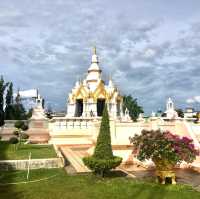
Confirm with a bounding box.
[190,156,200,172]
[59,146,91,173]
[183,121,200,148]
[49,130,94,145]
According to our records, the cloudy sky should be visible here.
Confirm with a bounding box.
[0,0,200,114]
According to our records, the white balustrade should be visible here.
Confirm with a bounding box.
[52,118,96,131]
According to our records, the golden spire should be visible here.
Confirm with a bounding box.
[90,46,99,64]
[93,46,97,55]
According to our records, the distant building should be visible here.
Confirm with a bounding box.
[184,107,197,118]
[17,89,44,111]
[52,112,66,117]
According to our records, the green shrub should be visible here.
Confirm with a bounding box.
[21,124,28,131]
[83,105,122,176]
[21,133,29,140]
[83,156,122,175]
[13,130,19,136]
[9,137,19,144]
[14,120,25,129]
[14,120,28,131]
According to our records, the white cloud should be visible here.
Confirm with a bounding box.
[186,98,195,104]
[144,48,156,58]
[194,96,200,103]
[186,96,200,104]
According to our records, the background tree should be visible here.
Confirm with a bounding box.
[5,82,15,120]
[123,95,143,121]
[194,112,200,123]
[0,76,9,126]
[26,108,33,119]
[12,92,27,120]
[46,105,53,119]
[156,109,163,117]
[175,108,184,118]
[161,112,167,117]
[13,120,29,149]
[83,105,122,177]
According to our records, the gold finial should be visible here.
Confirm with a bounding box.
[93,46,96,55]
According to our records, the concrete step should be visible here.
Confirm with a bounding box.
[60,147,90,173]
[49,138,93,145]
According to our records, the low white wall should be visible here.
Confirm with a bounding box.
[111,121,149,145]
[48,118,200,147]
[0,158,63,171]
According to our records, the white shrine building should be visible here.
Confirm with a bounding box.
[48,48,133,149]
[165,98,178,119]
[66,47,124,120]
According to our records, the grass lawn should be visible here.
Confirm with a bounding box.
[0,141,57,160]
[0,169,200,199]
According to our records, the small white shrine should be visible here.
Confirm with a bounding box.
[165,98,178,119]
[30,94,46,120]
[66,47,124,119]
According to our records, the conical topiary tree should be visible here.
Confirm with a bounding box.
[83,104,122,177]
[93,103,113,160]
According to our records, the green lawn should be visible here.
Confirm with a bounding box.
[0,141,57,160]
[0,169,199,199]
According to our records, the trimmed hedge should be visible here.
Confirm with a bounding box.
[83,156,122,175]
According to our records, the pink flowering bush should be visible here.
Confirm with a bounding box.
[130,129,199,170]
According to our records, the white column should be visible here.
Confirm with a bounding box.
[92,103,97,117]
[67,103,75,117]
[120,102,123,118]
[83,101,87,117]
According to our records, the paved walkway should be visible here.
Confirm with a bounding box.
[176,169,200,190]
[191,156,200,171]
[123,165,200,190]
[59,146,91,173]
